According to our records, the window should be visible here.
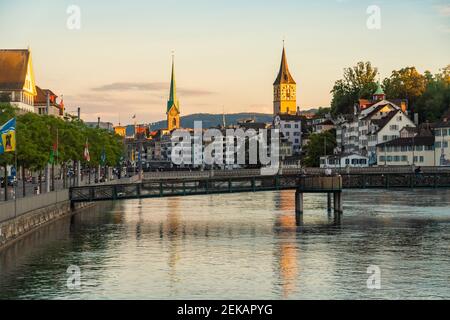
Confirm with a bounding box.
[294,124,299,129]
[436,142,441,148]
[380,156,386,162]
[401,155,407,162]
[390,125,398,130]
[401,146,407,152]
[394,156,400,162]
[435,129,442,136]
[415,145,423,151]
[383,135,388,141]
[397,116,402,121]
[444,141,449,148]
[443,130,448,137]
[387,156,392,162]
[413,156,418,163]
[420,156,424,163]
[285,124,291,129]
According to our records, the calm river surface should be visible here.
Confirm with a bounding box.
[1,189,449,299]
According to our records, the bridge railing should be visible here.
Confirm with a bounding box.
[297,176,343,192]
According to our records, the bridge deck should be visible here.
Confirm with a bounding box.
[69,172,450,203]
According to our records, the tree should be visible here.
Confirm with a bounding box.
[315,107,331,118]
[303,130,336,167]
[330,61,378,115]
[383,66,427,113]
[414,65,450,122]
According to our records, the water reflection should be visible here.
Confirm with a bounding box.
[0,189,449,299]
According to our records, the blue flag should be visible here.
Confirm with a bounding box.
[0,118,16,154]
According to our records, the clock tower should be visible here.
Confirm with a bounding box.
[167,55,180,131]
[273,45,297,115]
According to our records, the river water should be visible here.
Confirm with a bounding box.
[0,189,449,299]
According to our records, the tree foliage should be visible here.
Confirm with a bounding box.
[0,103,124,171]
[303,130,337,167]
[330,61,378,115]
[383,66,427,112]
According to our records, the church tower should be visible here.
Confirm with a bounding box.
[273,45,297,115]
[167,55,180,131]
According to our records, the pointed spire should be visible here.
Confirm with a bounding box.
[374,81,384,95]
[274,44,296,85]
[167,53,179,113]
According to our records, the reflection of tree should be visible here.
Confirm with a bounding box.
[0,201,117,299]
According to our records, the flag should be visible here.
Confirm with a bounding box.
[84,139,90,162]
[101,147,106,165]
[0,118,16,154]
[49,142,57,164]
[59,96,65,116]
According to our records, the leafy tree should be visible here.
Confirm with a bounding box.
[383,66,427,113]
[303,130,336,167]
[315,107,331,118]
[414,65,450,122]
[330,62,378,115]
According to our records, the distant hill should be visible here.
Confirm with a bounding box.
[149,113,274,130]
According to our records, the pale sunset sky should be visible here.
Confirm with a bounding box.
[1,0,449,124]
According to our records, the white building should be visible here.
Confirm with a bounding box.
[335,97,416,165]
[273,114,302,155]
[433,119,450,166]
[320,153,369,168]
[376,136,436,166]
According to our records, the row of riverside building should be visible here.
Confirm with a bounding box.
[9,47,446,169]
[115,45,450,170]
[324,84,450,168]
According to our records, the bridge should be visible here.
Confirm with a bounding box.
[69,169,450,218]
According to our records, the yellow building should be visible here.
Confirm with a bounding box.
[273,45,297,116]
[167,56,180,131]
[114,126,126,137]
[0,49,37,113]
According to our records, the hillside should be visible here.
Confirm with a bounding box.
[150,113,274,130]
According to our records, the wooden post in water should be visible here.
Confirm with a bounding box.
[295,190,303,217]
[327,193,332,212]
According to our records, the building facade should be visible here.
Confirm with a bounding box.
[0,49,37,112]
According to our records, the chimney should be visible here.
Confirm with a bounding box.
[414,113,419,126]
[97,117,100,128]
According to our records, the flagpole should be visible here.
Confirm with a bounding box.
[14,117,17,218]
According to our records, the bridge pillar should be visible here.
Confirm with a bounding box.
[327,193,332,212]
[333,192,343,214]
[295,190,303,216]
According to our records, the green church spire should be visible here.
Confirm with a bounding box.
[167,54,179,113]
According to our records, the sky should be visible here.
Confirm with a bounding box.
[1,0,449,125]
